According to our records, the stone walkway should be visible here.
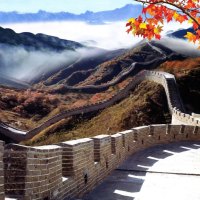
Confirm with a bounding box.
[82,141,200,200]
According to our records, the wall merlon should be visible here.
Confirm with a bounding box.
[133,126,149,140]
[151,124,166,134]
[119,130,133,152]
[168,124,182,134]
[93,135,111,163]
[111,134,123,155]
[61,138,93,147]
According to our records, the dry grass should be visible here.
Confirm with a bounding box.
[0,77,132,131]
[22,80,170,146]
[159,57,200,77]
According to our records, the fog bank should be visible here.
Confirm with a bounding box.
[1,20,191,50]
[0,44,101,82]
[157,37,200,57]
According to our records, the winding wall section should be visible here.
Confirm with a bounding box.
[0,69,199,142]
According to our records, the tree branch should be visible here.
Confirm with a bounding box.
[134,0,200,27]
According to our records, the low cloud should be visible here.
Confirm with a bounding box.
[0,21,199,83]
[0,44,113,83]
[0,44,80,82]
[156,37,200,57]
[0,20,191,50]
[0,21,141,50]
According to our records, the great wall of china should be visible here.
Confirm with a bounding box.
[0,68,199,143]
[0,124,199,200]
[0,66,199,199]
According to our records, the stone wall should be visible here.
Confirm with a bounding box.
[144,71,200,126]
[1,124,200,199]
[172,107,200,126]
[4,144,62,200]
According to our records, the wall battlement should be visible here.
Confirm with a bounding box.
[172,107,200,126]
[0,124,200,199]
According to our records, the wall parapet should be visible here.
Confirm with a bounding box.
[172,107,200,126]
[1,124,200,199]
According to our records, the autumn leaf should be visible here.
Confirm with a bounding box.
[176,15,188,23]
[154,26,162,34]
[128,18,135,23]
[127,0,200,48]
[184,32,197,42]
[139,23,147,29]
[155,34,161,40]
[173,12,179,20]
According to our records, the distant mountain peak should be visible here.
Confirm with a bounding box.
[0,4,142,23]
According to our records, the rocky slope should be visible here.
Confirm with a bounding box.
[22,80,170,146]
[39,40,186,90]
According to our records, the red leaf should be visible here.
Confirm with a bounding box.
[126,22,131,27]
[155,34,161,40]
[126,27,133,34]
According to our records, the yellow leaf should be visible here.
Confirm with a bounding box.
[184,32,196,42]
[139,23,147,29]
[188,19,193,24]
[154,28,159,34]
[173,12,179,20]
[154,25,163,34]
[128,18,135,23]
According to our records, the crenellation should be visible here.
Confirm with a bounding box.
[3,144,62,200]
[119,130,134,155]
[59,138,96,198]
[111,133,123,155]
[193,126,199,135]
[1,124,200,199]
[134,126,149,144]
[149,125,154,136]
[131,129,137,143]
[93,135,111,163]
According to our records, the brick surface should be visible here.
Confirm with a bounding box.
[2,124,200,200]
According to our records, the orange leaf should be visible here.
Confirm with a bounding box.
[184,32,197,42]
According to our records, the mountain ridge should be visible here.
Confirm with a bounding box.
[0,4,142,23]
[0,26,85,51]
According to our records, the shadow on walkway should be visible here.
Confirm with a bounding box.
[82,141,200,200]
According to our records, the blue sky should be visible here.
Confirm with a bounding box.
[0,0,135,13]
